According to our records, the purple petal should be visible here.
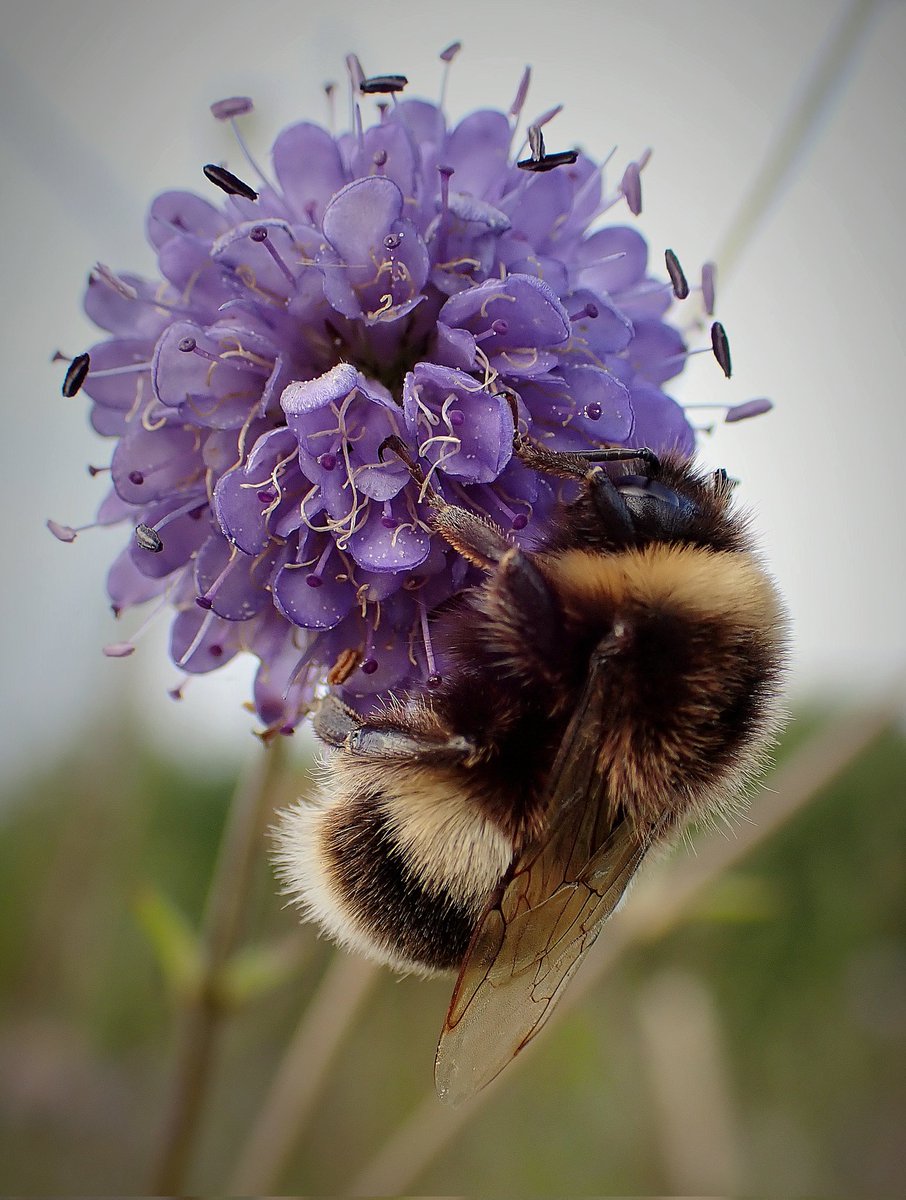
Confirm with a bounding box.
[129,498,210,579]
[345,503,431,573]
[404,364,513,483]
[214,426,300,555]
[560,364,634,442]
[628,383,695,457]
[625,320,686,385]
[83,271,173,340]
[170,606,241,673]
[107,546,167,610]
[111,421,201,504]
[272,122,347,223]
[194,534,290,620]
[443,110,512,201]
[322,176,403,265]
[577,226,648,295]
[439,273,570,352]
[146,190,229,251]
[562,288,633,356]
[274,550,356,630]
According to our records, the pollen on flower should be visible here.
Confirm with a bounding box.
[54,46,769,736]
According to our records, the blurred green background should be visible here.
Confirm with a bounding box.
[1,709,903,1194]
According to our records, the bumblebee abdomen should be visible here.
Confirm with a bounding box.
[275,756,513,975]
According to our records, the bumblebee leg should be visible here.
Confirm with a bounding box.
[314,693,478,762]
[346,724,477,764]
[488,545,562,662]
[514,433,659,479]
[378,436,513,569]
[429,504,515,570]
[313,694,364,746]
[586,467,636,538]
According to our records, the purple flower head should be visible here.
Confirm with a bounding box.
[53,51,766,736]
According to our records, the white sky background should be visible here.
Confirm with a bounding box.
[1,0,904,784]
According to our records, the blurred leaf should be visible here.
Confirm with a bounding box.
[687,872,783,924]
[219,934,311,1009]
[133,884,203,1000]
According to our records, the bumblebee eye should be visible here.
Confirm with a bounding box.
[616,475,695,519]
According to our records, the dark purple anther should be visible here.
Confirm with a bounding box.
[135,523,164,553]
[439,41,462,63]
[427,673,443,689]
[196,595,213,610]
[518,125,579,173]
[361,658,379,675]
[318,453,337,471]
[519,149,579,173]
[360,74,408,94]
[257,487,276,503]
[511,513,528,531]
[62,352,90,397]
[449,408,465,428]
[383,232,402,250]
[202,163,259,201]
[490,319,508,335]
[373,149,388,168]
[210,96,254,121]
[710,321,732,378]
[585,402,603,421]
[279,724,295,736]
[129,470,145,486]
[250,225,269,242]
[209,643,224,658]
[178,336,197,353]
[380,515,398,529]
[305,574,324,588]
[665,249,689,300]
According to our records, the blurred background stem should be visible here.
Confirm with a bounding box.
[150,736,287,1194]
[228,950,378,1192]
[713,0,880,280]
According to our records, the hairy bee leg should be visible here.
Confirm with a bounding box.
[428,503,515,571]
[313,694,364,746]
[513,434,660,479]
[492,546,562,661]
[429,505,562,646]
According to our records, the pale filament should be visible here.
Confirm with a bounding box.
[125,372,146,424]
[176,608,217,668]
[234,264,288,306]
[228,406,270,475]
[140,395,167,431]
[478,290,517,322]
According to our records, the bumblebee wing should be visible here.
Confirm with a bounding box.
[435,660,651,1104]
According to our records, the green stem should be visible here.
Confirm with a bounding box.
[150,737,287,1194]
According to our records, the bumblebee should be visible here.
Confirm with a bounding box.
[275,433,787,1102]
